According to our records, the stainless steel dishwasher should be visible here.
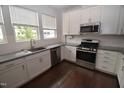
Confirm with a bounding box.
[50,47,61,66]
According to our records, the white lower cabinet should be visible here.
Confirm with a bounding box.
[96,49,118,74]
[0,59,27,88]
[25,50,51,79]
[61,45,76,62]
[0,50,51,88]
[117,53,124,88]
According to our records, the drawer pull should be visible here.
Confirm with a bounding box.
[102,66,107,69]
[6,63,14,68]
[103,61,109,63]
[22,65,25,70]
[39,58,42,63]
[104,57,110,59]
[122,66,124,71]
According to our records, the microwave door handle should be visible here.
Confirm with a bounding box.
[93,25,94,32]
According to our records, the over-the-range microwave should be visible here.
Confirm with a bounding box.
[80,22,100,33]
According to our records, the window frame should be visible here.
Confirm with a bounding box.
[42,14,57,39]
[9,6,40,42]
[43,28,57,39]
[12,23,40,42]
[0,23,7,45]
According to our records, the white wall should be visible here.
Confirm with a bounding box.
[66,34,124,48]
[0,5,62,55]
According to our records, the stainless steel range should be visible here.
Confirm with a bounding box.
[76,39,99,70]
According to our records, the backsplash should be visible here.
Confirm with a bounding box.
[66,34,124,48]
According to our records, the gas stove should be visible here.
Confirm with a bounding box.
[76,39,99,70]
[77,39,99,52]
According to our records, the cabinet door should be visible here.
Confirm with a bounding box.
[117,55,124,87]
[63,12,70,35]
[26,56,43,79]
[26,51,51,79]
[101,6,121,34]
[61,46,65,61]
[63,46,71,61]
[0,63,27,88]
[40,50,51,71]
[90,6,101,22]
[64,46,76,62]
[69,10,81,35]
[81,8,90,24]
[69,46,76,62]
[118,6,124,35]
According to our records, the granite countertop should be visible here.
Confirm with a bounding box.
[65,43,79,47]
[99,46,124,54]
[0,43,64,64]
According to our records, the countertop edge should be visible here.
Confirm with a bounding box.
[0,43,64,64]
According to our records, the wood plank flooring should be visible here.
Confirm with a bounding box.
[21,61,119,88]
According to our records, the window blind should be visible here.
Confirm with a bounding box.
[42,14,56,29]
[9,6,39,26]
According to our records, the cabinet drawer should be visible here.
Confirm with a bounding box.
[0,58,24,72]
[97,56,116,65]
[25,50,50,60]
[98,50,118,56]
[96,65,115,73]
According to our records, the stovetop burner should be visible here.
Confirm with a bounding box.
[77,39,99,52]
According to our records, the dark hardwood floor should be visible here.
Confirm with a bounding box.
[21,61,119,88]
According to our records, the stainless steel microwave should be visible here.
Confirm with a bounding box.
[80,22,100,33]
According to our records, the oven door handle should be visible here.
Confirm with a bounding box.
[76,49,96,54]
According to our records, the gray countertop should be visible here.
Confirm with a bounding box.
[65,43,79,47]
[99,46,124,54]
[1,43,124,64]
[0,43,64,64]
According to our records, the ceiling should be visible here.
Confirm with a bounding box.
[48,5,82,11]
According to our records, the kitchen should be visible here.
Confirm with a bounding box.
[0,5,124,88]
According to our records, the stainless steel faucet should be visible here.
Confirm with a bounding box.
[30,39,36,49]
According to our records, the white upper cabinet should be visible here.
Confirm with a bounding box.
[81,6,101,24]
[81,8,90,24]
[100,6,121,34]
[63,12,70,35]
[118,6,124,35]
[69,9,81,35]
[63,9,81,35]
[90,6,101,23]
[62,5,123,35]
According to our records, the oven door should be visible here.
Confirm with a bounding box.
[76,49,96,63]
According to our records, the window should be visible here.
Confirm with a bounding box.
[14,25,39,41]
[42,14,57,39]
[9,6,39,42]
[0,6,7,44]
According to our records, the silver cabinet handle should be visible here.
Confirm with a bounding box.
[102,66,107,69]
[121,28,123,34]
[39,58,42,63]
[104,52,111,55]
[103,61,109,63]
[22,65,25,70]
[122,66,124,71]
[104,56,110,59]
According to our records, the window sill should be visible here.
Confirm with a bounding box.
[43,37,57,40]
[0,42,8,44]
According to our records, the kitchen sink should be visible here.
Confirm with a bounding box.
[29,47,46,52]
